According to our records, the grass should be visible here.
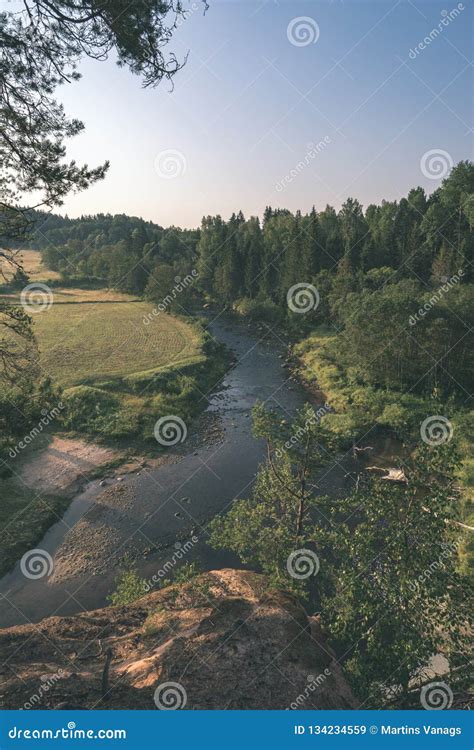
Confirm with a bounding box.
[2,285,225,447]
[0,288,139,304]
[0,248,61,283]
[294,328,432,442]
[0,483,71,578]
[29,297,202,387]
[24,290,222,444]
[2,287,203,388]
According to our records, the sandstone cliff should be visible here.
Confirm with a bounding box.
[0,569,356,710]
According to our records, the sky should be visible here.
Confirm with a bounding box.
[35,0,474,227]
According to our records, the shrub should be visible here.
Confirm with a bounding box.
[234,297,282,322]
[108,567,148,606]
[61,385,119,432]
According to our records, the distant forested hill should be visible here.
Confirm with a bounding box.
[15,163,473,390]
[20,211,200,297]
[19,161,473,303]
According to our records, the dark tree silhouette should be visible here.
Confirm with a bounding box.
[0,0,204,245]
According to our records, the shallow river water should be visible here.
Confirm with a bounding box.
[0,316,356,628]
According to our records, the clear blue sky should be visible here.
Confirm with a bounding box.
[55,0,472,228]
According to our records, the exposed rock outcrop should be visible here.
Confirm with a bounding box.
[0,569,355,710]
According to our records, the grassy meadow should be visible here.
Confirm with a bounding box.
[0,248,61,283]
[33,297,203,387]
[21,287,220,443]
[1,246,230,451]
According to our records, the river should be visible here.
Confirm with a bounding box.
[0,316,356,628]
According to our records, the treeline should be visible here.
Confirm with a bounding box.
[197,161,473,308]
[196,161,473,397]
[26,162,473,304]
[26,211,199,296]
[21,161,474,398]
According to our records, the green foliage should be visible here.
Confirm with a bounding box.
[212,403,471,706]
[172,561,202,585]
[210,403,331,594]
[233,297,282,322]
[0,377,59,473]
[26,214,200,296]
[61,386,119,432]
[1,0,192,243]
[109,561,203,607]
[338,281,473,395]
[190,164,473,362]
[108,565,148,606]
[321,445,471,706]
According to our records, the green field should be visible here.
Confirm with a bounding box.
[0,284,228,576]
[0,248,61,282]
[32,298,202,387]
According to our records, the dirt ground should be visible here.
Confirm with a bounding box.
[17,436,121,496]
